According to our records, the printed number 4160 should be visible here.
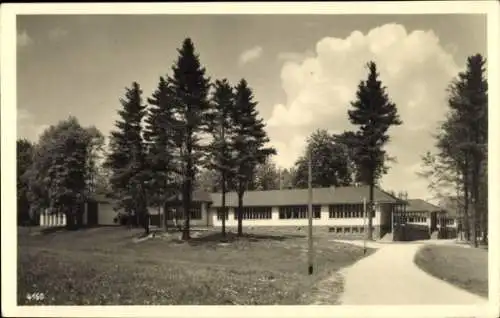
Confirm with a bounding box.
[26,292,45,301]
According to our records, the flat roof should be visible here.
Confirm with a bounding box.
[90,186,406,208]
[405,199,444,213]
[210,185,404,208]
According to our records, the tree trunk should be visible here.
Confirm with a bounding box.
[163,203,168,232]
[479,163,487,245]
[182,179,191,241]
[462,161,470,241]
[221,172,227,239]
[471,155,481,248]
[470,198,477,247]
[237,185,244,237]
[367,180,374,240]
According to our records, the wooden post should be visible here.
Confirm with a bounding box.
[363,198,367,253]
[307,148,313,275]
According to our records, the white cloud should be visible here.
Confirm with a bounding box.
[17,30,33,47]
[238,46,263,65]
[277,51,314,63]
[48,28,69,41]
[267,23,461,199]
[17,108,48,142]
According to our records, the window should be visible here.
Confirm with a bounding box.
[216,208,229,220]
[279,205,321,219]
[166,208,175,220]
[359,227,364,233]
[336,227,342,233]
[352,227,359,233]
[167,205,202,220]
[344,227,351,233]
[190,204,202,220]
[329,204,365,218]
[234,206,272,220]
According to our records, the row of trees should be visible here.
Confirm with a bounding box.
[419,54,488,247]
[18,39,405,242]
[104,38,275,240]
[196,61,403,240]
[17,39,275,240]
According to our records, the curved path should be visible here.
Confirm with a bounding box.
[333,240,488,305]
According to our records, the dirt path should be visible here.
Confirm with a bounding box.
[331,240,488,305]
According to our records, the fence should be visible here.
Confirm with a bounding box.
[39,210,67,227]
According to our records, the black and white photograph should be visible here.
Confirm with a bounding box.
[2,2,499,317]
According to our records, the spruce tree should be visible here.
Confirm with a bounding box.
[168,38,211,240]
[231,79,276,236]
[347,61,402,240]
[206,79,235,239]
[419,54,488,246]
[447,54,488,246]
[144,76,180,230]
[105,82,149,234]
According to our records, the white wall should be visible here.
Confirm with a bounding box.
[98,203,119,226]
[153,202,210,227]
[445,219,457,228]
[210,205,385,227]
[39,210,66,227]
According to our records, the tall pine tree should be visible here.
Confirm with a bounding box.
[144,76,181,230]
[447,54,488,246]
[231,79,276,236]
[347,61,402,240]
[105,82,150,234]
[419,54,488,246]
[168,38,211,240]
[206,79,235,238]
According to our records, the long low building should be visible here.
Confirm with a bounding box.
[205,186,403,239]
[38,185,458,241]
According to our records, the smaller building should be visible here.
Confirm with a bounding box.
[436,196,461,239]
[392,198,457,241]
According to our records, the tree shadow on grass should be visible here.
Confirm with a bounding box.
[187,231,306,246]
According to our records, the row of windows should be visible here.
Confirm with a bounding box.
[329,226,375,234]
[238,207,272,220]
[216,207,272,220]
[394,212,428,224]
[279,205,321,219]
[408,217,427,223]
[216,204,378,220]
[166,206,202,220]
[329,204,374,218]
[441,219,455,225]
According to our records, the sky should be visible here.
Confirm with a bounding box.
[16,14,487,201]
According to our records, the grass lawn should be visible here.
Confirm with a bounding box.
[414,244,488,298]
[18,226,373,305]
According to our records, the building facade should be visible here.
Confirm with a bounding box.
[207,185,404,240]
[38,186,457,241]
